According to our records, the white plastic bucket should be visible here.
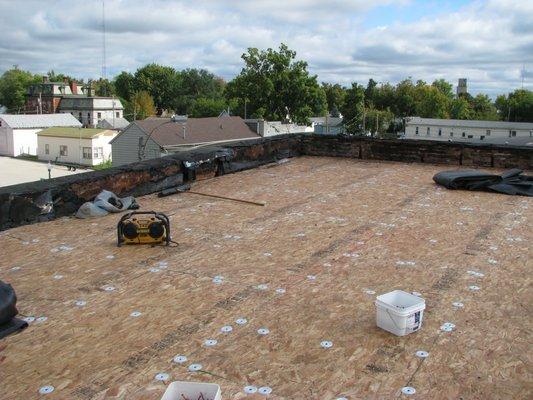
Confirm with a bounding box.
[161,381,222,400]
[375,290,425,336]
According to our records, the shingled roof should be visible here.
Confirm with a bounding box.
[134,116,260,147]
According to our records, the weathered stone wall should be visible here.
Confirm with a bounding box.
[0,134,530,230]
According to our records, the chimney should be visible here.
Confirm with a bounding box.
[43,75,49,83]
[70,81,78,95]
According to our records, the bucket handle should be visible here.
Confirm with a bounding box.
[385,308,404,331]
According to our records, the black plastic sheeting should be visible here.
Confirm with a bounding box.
[433,169,533,196]
[0,281,27,339]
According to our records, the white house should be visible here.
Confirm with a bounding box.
[37,127,117,166]
[59,97,124,128]
[404,117,533,144]
[0,114,81,157]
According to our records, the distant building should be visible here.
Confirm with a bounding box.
[404,117,533,145]
[25,76,124,128]
[97,117,130,131]
[457,78,467,96]
[59,96,124,128]
[244,119,312,136]
[0,114,81,157]
[37,127,117,166]
[111,116,260,166]
[310,116,344,135]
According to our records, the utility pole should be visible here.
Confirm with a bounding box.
[101,0,107,94]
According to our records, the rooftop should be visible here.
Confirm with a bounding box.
[37,127,114,139]
[0,113,82,129]
[128,116,260,147]
[1,156,530,399]
[406,116,533,130]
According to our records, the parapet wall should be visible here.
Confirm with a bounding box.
[1,134,531,230]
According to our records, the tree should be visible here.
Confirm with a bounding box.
[189,97,229,117]
[127,91,156,120]
[394,79,417,118]
[414,85,450,118]
[506,89,533,122]
[432,79,454,100]
[322,83,346,115]
[340,82,365,134]
[0,67,40,111]
[175,68,225,114]
[470,94,498,120]
[133,64,180,112]
[225,44,327,124]
[364,78,378,107]
[114,71,135,101]
[450,97,473,119]
[94,78,115,97]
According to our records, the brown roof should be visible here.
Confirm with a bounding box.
[136,116,260,147]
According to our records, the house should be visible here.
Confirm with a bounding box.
[37,127,117,166]
[25,77,77,114]
[97,117,130,130]
[59,96,124,128]
[244,119,312,136]
[0,114,82,157]
[310,116,344,135]
[26,76,124,128]
[111,116,260,166]
[404,117,533,144]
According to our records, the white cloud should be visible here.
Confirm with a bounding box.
[0,0,531,96]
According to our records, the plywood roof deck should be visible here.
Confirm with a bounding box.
[1,157,531,399]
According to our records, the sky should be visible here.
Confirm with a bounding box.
[0,0,532,97]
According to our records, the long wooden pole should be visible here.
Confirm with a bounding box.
[185,190,265,207]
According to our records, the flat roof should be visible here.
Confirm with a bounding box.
[37,127,112,139]
[1,157,531,399]
[406,116,533,130]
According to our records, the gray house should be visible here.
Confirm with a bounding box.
[110,116,260,166]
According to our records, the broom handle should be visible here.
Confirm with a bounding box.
[186,190,265,207]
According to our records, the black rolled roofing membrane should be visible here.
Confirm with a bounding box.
[433,169,533,196]
[0,280,27,339]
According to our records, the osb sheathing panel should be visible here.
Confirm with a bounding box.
[0,157,531,400]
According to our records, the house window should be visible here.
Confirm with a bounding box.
[82,147,92,159]
[450,132,454,137]
[97,112,102,119]
[509,130,517,137]
[78,112,82,121]
[438,128,442,136]
[467,135,473,139]
[486,129,491,136]
[415,127,419,135]
[116,112,120,118]
[426,127,430,136]
[60,145,68,156]
[93,147,103,159]
[480,136,485,140]
[45,144,49,155]
[462,132,466,137]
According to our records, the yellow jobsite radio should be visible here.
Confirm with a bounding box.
[117,211,170,246]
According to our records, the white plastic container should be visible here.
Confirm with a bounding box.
[375,290,425,336]
[161,381,222,400]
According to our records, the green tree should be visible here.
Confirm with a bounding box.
[189,97,229,117]
[450,97,473,119]
[126,91,156,120]
[470,94,498,120]
[133,64,180,112]
[0,67,40,111]
[365,107,395,137]
[394,79,417,118]
[114,71,135,101]
[94,78,115,97]
[500,89,533,122]
[414,85,450,118]
[364,78,378,107]
[432,79,454,99]
[225,44,327,124]
[175,68,225,114]
[322,82,346,115]
[340,82,365,134]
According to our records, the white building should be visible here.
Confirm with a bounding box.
[0,114,81,157]
[244,119,312,136]
[59,97,124,128]
[37,127,117,166]
[404,117,533,144]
